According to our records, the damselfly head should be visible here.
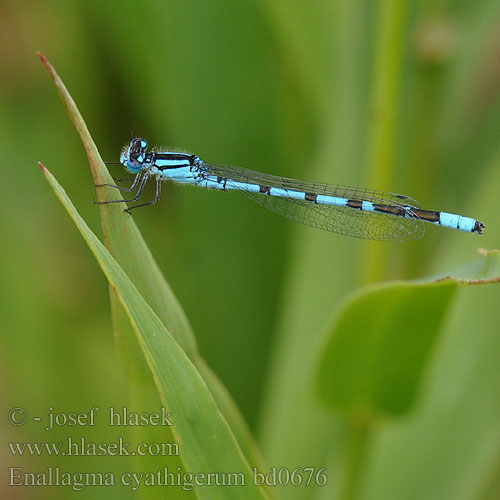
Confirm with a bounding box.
[121,137,148,173]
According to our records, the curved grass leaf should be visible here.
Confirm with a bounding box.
[316,249,500,419]
[37,51,196,355]
[40,163,268,500]
[38,52,268,483]
[315,250,499,500]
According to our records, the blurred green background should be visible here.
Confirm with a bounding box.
[1,0,499,499]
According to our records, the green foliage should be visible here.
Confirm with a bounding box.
[314,254,499,498]
[317,281,458,417]
[40,52,269,498]
[41,162,268,499]
[317,250,500,420]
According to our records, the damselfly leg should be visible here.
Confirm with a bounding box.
[94,174,142,192]
[94,173,149,205]
[124,178,162,213]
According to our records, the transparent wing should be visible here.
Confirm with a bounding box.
[203,162,425,241]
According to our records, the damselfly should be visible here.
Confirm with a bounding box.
[96,138,485,241]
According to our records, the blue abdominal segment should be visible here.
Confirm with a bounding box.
[439,212,477,233]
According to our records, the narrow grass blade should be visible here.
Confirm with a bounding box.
[40,163,269,500]
[317,249,500,418]
[315,250,499,500]
[38,52,267,477]
[37,51,196,356]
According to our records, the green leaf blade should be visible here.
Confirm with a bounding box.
[317,281,457,418]
[38,50,198,357]
[39,163,268,500]
[316,251,500,420]
[38,52,268,481]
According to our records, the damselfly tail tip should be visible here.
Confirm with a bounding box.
[474,221,485,234]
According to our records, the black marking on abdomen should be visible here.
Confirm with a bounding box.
[411,208,440,223]
[217,176,228,190]
[347,199,363,209]
[372,203,409,217]
[260,185,271,194]
[305,193,317,203]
